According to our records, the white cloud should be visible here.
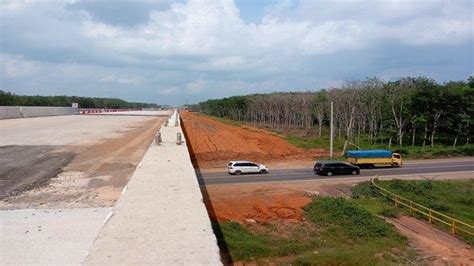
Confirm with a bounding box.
[98,74,143,85]
[158,87,180,95]
[1,54,39,78]
[186,78,207,94]
[0,0,472,105]
[72,0,472,66]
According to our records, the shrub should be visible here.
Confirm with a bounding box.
[380,207,398,218]
[305,197,397,239]
[352,181,379,198]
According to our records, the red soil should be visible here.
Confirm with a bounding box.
[180,112,327,168]
[207,191,310,222]
[203,182,353,223]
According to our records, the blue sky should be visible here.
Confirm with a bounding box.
[1,0,472,105]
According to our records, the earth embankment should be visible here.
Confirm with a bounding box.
[180,112,327,169]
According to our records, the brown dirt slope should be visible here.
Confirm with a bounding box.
[180,112,326,168]
[204,182,352,222]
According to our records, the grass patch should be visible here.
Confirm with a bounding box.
[217,221,311,262]
[218,197,413,264]
[353,179,474,244]
[285,135,345,151]
[202,114,243,127]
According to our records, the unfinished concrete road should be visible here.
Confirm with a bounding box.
[0,208,112,265]
[0,114,167,209]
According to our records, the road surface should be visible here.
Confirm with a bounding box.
[198,159,474,186]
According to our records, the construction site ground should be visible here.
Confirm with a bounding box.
[180,111,327,170]
[0,115,165,209]
[180,112,473,264]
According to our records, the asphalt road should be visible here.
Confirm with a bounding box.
[197,159,474,186]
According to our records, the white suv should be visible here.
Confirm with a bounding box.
[227,161,269,175]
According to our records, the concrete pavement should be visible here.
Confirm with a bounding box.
[0,208,111,265]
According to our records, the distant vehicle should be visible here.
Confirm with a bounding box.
[313,161,360,176]
[346,149,402,168]
[227,161,269,175]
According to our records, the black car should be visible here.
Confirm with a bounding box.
[313,161,360,176]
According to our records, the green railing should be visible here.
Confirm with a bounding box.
[371,176,473,236]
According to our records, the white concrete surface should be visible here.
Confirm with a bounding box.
[0,115,158,145]
[84,111,222,265]
[0,106,78,119]
[86,110,172,116]
[0,208,112,265]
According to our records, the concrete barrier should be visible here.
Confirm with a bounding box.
[0,106,78,119]
[0,106,22,119]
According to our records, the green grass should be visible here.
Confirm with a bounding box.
[211,116,243,127]
[217,197,414,264]
[217,221,312,262]
[353,179,474,244]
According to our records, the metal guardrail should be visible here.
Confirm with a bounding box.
[371,175,474,236]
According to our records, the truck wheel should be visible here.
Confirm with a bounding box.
[259,169,267,174]
[326,171,333,176]
[352,170,358,175]
[235,170,242,175]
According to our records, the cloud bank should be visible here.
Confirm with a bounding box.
[1,0,472,105]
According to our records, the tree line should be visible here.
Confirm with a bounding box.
[198,77,474,153]
[0,90,160,109]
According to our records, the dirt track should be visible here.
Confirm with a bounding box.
[0,116,164,209]
[180,112,326,169]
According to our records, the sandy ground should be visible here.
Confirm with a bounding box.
[180,112,327,169]
[0,208,111,265]
[203,173,474,264]
[0,115,161,146]
[0,115,165,209]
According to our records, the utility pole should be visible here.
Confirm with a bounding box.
[330,101,334,158]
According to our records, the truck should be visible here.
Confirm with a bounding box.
[346,149,402,168]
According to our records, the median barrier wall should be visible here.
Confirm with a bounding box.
[0,107,22,119]
[0,106,78,119]
[84,111,222,265]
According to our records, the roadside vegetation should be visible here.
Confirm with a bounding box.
[286,134,474,159]
[193,76,473,158]
[217,196,415,264]
[0,90,160,109]
[352,179,474,244]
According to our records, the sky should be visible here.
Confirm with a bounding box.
[1,0,473,106]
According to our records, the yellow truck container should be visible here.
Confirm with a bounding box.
[346,149,402,168]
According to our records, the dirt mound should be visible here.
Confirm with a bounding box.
[180,112,327,168]
[203,182,354,222]
[206,190,311,222]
